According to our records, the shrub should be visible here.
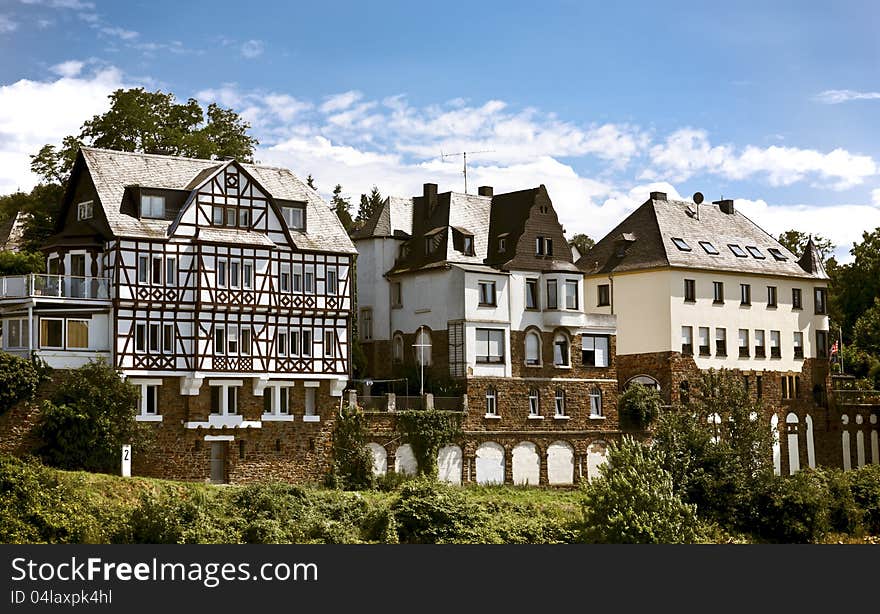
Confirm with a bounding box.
[328,403,374,490]
[35,360,147,473]
[817,468,863,534]
[391,479,496,543]
[849,464,880,534]
[395,409,463,477]
[0,250,44,276]
[0,351,42,415]
[579,436,701,544]
[129,487,235,544]
[618,383,661,429]
[753,472,830,543]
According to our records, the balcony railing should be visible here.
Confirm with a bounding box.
[0,275,111,300]
[354,393,465,412]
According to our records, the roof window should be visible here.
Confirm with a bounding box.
[699,241,719,255]
[767,248,787,261]
[746,246,765,259]
[728,244,747,258]
[671,237,692,251]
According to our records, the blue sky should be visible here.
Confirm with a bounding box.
[1,0,879,260]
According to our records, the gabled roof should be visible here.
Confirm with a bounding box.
[797,238,830,280]
[351,195,413,239]
[76,147,355,253]
[578,194,826,279]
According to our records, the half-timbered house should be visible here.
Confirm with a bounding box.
[0,147,356,483]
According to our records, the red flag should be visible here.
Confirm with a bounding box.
[830,340,839,356]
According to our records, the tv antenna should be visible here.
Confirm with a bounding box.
[440,150,494,194]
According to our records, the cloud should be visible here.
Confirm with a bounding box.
[240,40,264,59]
[0,15,17,33]
[814,89,880,104]
[643,128,877,190]
[873,188,880,208]
[735,198,880,263]
[0,65,126,194]
[320,91,363,114]
[99,26,138,40]
[19,0,95,9]
[50,59,85,77]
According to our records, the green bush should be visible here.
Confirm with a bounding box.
[391,479,496,543]
[618,383,661,429]
[817,468,863,534]
[395,409,463,477]
[0,351,42,415]
[35,360,146,473]
[849,464,880,534]
[579,436,701,543]
[128,487,236,544]
[328,404,375,490]
[0,250,44,276]
[753,472,830,543]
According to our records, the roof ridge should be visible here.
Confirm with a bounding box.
[82,146,290,173]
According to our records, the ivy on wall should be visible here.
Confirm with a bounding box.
[328,403,375,490]
[395,410,463,477]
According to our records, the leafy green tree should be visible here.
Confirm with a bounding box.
[0,251,45,275]
[331,184,354,232]
[570,233,595,255]
[356,186,384,228]
[35,360,146,473]
[777,229,834,260]
[618,382,661,429]
[652,369,774,529]
[579,436,701,543]
[853,297,880,356]
[0,183,64,252]
[830,227,880,336]
[0,352,43,415]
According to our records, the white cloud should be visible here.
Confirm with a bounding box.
[814,89,880,104]
[0,15,17,33]
[50,59,84,78]
[873,188,880,207]
[320,91,363,114]
[20,0,95,9]
[643,128,877,190]
[240,40,264,59]
[0,66,126,193]
[99,26,138,40]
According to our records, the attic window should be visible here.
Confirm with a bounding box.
[498,237,506,253]
[141,195,165,219]
[746,246,765,259]
[699,241,719,255]
[462,235,474,256]
[728,244,747,258]
[671,237,692,252]
[282,206,305,230]
[76,201,93,221]
[768,248,787,261]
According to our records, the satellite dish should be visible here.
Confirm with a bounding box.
[693,192,704,205]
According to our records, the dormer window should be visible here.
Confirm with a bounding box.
[141,195,165,219]
[77,201,93,221]
[498,237,506,253]
[671,237,691,251]
[462,235,474,256]
[746,246,765,259]
[728,244,747,258]
[536,237,545,255]
[425,237,434,254]
[768,248,787,261]
[699,241,719,255]
[282,206,305,230]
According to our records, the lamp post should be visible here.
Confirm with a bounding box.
[413,334,432,397]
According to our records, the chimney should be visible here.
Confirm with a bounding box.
[477,186,493,197]
[423,183,438,215]
[650,191,667,201]
[715,199,735,214]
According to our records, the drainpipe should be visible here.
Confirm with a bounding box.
[609,273,614,315]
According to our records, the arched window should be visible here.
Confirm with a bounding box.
[554,388,566,416]
[392,333,404,363]
[589,387,602,417]
[626,375,660,391]
[486,386,498,416]
[414,327,432,366]
[528,388,540,416]
[525,331,541,366]
[553,332,570,366]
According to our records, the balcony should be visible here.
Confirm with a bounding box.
[0,275,111,303]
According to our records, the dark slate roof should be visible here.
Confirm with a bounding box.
[351,195,413,239]
[578,195,825,279]
[797,238,830,280]
[80,147,355,254]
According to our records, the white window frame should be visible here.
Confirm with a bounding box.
[217,260,228,288]
[141,195,165,219]
[360,308,373,341]
[162,323,174,353]
[478,280,496,306]
[131,379,163,422]
[525,279,539,310]
[278,330,288,357]
[243,263,253,290]
[209,381,241,416]
[66,318,89,350]
[214,326,226,355]
[554,388,566,417]
[4,318,29,349]
[302,330,312,357]
[165,256,176,288]
[485,386,498,416]
[327,269,338,296]
[528,388,540,416]
[135,323,146,353]
[581,335,609,367]
[525,331,541,366]
[149,323,160,352]
[324,330,336,358]
[39,317,64,349]
[589,387,603,418]
[553,332,570,367]
[475,328,505,364]
[76,200,93,221]
[230,261,240,289]
[227,325,239,355]
[241,327,252,356]
[564,279,578,310]
[137,255,149,284]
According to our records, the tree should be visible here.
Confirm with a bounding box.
[35,360,147,473]
[356,186,384,228]
[306,174,316,190]
[777,229,834,260]
[0,251,45,276]
[830,227,880,337]
[618,382,661,429]
[331,184,354,232]
[570,233,595,256]
[652,369,774,529]
[0,183,65,252]
[30,88,259,185]
[579,436,701,544]
[853,297,880,356]
[0,353,42,415]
